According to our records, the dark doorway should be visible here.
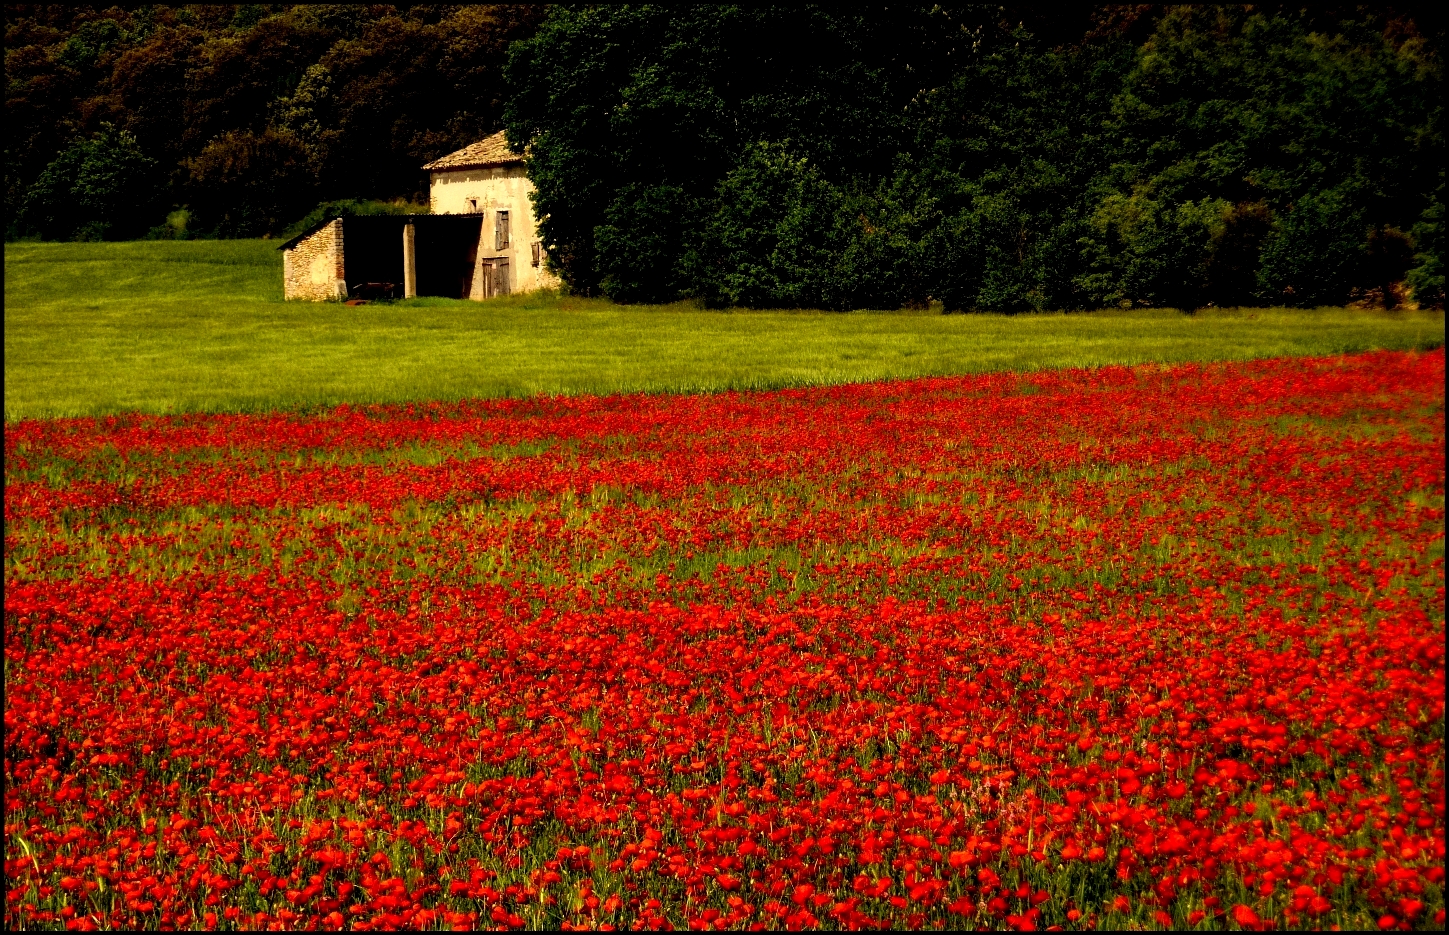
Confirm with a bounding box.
[339,216,406,298]
[415,215,484,299]
[338,215,484,300]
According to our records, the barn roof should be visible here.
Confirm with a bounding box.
[422,131,524,171]
[278,213,487,251]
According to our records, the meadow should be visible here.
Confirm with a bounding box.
[4,349,1444,930]
[4,240,1444,421]
[3,239,1445,931]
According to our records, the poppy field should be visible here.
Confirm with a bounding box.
[4,349,1445,931]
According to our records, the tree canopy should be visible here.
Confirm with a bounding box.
[6,4,1442,308]
[505,5,1443,308]
[6,4,544,240]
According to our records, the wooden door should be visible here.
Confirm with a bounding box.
[480,258,511,298]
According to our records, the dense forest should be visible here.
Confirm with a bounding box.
[5,5,544,240]
[6,5,1444,309]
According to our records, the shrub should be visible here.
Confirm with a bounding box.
[1205,202,1273,307]
[281,198,428,241]
[1406,178,1444,308]
[694,143,846,309]
[1078,192,1222,310]
[146,209,193,241]
[595,184,698,305]
[1363,227,1417,309]
[1257,188,1368,307]
[20,125,163,241]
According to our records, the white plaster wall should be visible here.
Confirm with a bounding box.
[430,165,561,295]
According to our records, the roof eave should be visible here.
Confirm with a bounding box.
[425,159,525,172]
[278,216,338,251]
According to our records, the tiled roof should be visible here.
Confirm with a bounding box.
[422,131,523,171]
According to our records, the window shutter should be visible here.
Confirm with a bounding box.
[495,210,510,250]
[531,242,541,267]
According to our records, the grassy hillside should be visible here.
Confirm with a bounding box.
[5,239,1444,420]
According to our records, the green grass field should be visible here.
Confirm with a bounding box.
[5,239,1444,420]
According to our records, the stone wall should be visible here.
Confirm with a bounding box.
[283,220,346,301]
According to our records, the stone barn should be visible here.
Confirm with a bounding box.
[281,131,559,301]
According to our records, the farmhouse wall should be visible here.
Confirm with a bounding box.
[429,164,561,295]
[283,220,346,301]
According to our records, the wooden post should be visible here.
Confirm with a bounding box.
[469,220,488,301]
[402,221,417,298]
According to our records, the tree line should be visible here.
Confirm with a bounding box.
[6,5,543,240]
[7,5,1443,309]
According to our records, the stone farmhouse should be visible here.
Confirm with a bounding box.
[280,131,559,301]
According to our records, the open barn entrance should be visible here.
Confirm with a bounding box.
[414,216,483,299]
[282,213,506,301]
[336,217,404,299]
[329,215,484,300]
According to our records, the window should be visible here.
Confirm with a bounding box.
[495,210,510,250]
[468,198,478,212]
[531,242,541,267]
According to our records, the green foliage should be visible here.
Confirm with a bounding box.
[56,18,124,71]
[1206,201,1274,307]
[280,6,541,205]
[146,209,192,241]
[1082,193,1226,309]
[6,5,545,239]
[1407,173,1445,307]
[504,6,964,299]
[281,199,429,242]
[185,129,316,238]
[508,6,1442,310]
[912,37,1139,312]
[695,143,847,309]
[596,183,698,304]
[19,125,163,241]
[1256,189,1369,307]
[6,4,1442,306]
[1084,7,1441,309]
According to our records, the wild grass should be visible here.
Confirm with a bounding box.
[5,239,1444,420]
